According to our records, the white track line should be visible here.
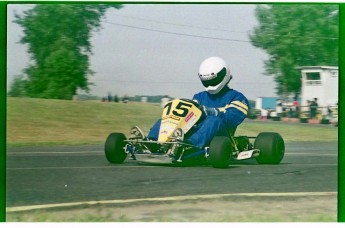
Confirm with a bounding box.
[7,162,337,170]
[7,151,337,156]
[6,192,337,212]
[7,151,102,155]
[286,153,337,156]
[6,166,145,170]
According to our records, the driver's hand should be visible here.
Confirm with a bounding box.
[202,106,219,116]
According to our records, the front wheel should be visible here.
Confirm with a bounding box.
[209,136,232,168]
[105,133,127,164]
[254,132,285,164]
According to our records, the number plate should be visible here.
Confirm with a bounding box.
[158,99,203,142]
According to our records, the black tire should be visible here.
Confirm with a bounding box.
[209,136,232,168]
[104,133,127,164]
[254,132,285,164]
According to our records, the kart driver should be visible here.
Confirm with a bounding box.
[147,56,249,148]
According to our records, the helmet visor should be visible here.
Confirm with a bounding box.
[200,67,227,88]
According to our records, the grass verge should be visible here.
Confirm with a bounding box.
[7,97,161,146]
[7,97,338,146]
[6,195,337,222]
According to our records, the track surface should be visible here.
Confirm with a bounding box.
[6,141,337,209]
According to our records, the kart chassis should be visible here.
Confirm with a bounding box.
[122,133,259,164]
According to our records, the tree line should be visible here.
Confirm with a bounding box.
[249,4,338,97]
[9,4,122,99]
[8,4,338,99]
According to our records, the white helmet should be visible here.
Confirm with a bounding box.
[198,56,232,95]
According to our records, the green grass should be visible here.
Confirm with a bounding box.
[237,121,338,142]
[6,195,337,222]
[7,97,161,146]
[6,211,336,222]
[6,97,338,146]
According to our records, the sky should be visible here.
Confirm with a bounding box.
[7,3,277,100]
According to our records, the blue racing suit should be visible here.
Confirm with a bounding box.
[148,86,249,148]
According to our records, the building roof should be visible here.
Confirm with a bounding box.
[296,66,338,70]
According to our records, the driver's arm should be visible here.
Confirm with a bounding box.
[193,92,248,129]
[218,93,248,129]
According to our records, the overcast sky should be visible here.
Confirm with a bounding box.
[7,3,277,100]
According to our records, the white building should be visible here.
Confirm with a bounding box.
[141,96,148,103]
[299,66,338,107]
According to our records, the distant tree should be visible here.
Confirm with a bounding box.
[249,4,338,96]
[8,75,28,97]
[14,4,122,99]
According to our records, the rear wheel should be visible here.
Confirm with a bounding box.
[209,136,232,168]
[254,132,285,164]
[105,133,127,164]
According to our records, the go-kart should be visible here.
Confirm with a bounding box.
[104,98,285,168]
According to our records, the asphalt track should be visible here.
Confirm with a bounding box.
[6,141,337,212]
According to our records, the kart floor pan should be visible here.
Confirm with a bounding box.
[132,153,174,164]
